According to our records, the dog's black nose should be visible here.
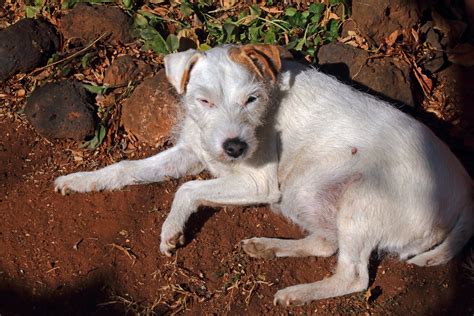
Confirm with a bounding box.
[223,138,248,158]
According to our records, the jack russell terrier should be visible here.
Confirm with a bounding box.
[54,44,473,306]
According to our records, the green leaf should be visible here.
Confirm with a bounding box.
[287,39,298,50]
[199,43,212,51]
[84,0,115,3]
[306,47,315,57]
[309,3,325,14]
[285,7,297,17]
[81,53,92,68]
[309,3,325,24]
[83,84,108,95]
[24,6,39,18]
[98,124,106,145]
[223,23,236,41]
[288,12,306,28]
[307,23,319,35]
[122,0,133,9]
[133,14,149,28]
[264,29,276,44]
[249,4,261,17]
[166,34,179,53]
[60,66,72,76]
[248,25,260,43]
[314,34,322,46]
[140,27,169,54]
[180,3,194,16]
[61,0,73,9]
[80,124,107,150]
[326,19,340,42]
[295,37,305,51]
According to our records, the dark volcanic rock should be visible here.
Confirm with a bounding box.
[122,69,180,145]
[60,4,134,44]
[318,42,415,107]
[0,19,59,81]
[103,55,152,86]
[343,0,423,45]
[25,81,97,141]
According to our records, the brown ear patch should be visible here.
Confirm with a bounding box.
[228,45,291,81]
[178,53,200,94]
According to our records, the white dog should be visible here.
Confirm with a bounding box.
[54,44,473,306]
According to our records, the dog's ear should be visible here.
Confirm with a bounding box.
[164,49,202,94]
[228,45,292,82]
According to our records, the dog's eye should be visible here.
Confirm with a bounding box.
[197,98,214,107]
[245,95,258,105]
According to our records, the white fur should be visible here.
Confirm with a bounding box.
[54,45,473,306]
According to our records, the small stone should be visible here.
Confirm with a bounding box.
[0,19,59,81]
[25,80,97,141]
[103,55,152,86]
[121,69,180,145]
[59,4,134,45]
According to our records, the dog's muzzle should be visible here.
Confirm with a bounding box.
[223,138,248,158]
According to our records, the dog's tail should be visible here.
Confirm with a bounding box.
[407,203,474,267]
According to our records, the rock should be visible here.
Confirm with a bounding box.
[317,42,415,107]
[103,55,152,86]
[343,0,422,45]
[0,19,59,81]
[419,24,446,73]
[121,69,180,145]
[25,80,97,141]
[448,43,474,67]
[59,4,134,44]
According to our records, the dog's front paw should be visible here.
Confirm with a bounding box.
[54,172,97,195]
[241,237,276,259]
[274,284,315,307]
[160,227,185,257]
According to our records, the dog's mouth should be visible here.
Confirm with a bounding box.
[218,150,248,163]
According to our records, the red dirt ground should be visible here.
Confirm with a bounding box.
[0,105,473,315]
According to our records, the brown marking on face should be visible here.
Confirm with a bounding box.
[228,44,291,81]
[178,53,201,94]
[351,147,358,155]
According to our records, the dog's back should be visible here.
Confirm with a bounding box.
[275,62,473,265]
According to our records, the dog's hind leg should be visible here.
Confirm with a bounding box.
[407,205,474,266]
[241,232,337,259]
[274,215,375,305]
[243,170,361,260]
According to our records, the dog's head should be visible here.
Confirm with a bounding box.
[164,44,288,162]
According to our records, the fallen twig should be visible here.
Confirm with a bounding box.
[30,33,109,75]
[108,243,138,263]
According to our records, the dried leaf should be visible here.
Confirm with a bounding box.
[386,30,400,47]
[364,288,372,302]
[411,28,419,44]
[177,28,200,50]
[413,66,433,96]
[220,0,238,9]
